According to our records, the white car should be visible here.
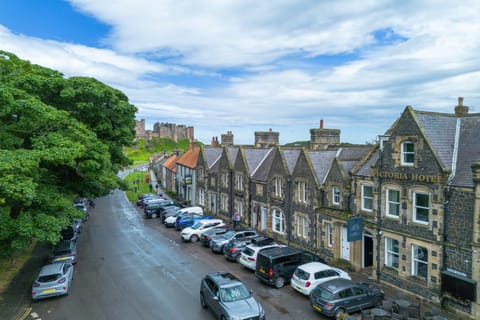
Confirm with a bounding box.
[180,219,225,242]
[290,262,351,296]
[32,263,74,300]
[164,206,203,227]
[239,239,285,271]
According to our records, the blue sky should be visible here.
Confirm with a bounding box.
[1,0,480,145]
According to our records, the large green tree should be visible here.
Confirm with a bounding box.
[0,51,137,255]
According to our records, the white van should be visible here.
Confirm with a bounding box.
[164,207,203,227]
[180,219,225,242]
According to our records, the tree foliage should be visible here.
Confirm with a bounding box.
[0,51,137,255]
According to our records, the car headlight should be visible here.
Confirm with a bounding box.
[229,316,242,320]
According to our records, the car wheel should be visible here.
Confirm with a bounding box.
[274,277,285,288]
[190,235,199,243]
[200,292,207,308]
[152,213,157,219]
[235,254,241,263]
[375,297,383,307]
[220,316,226,320]
[334,308,345,318]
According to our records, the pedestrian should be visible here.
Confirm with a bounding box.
[89,199,95,209]
[149,183,153,192]
[233,212,241,229]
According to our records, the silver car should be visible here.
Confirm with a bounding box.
[200,272,265,320]
[32,263,74,300]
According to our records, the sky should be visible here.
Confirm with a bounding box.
[1,0,480,145]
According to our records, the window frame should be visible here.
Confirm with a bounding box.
[385,238,399,270]
[273,177,283,198]
[401,141,415,166]
[297,181,307,204]
[236,173,243,191]
[411,245,428,280]
[413,191,430,224]
[361,184,374,212]
[332,186,340,205]
[386,188,401,218]
[272,208,285,234]
[326,223,333,247]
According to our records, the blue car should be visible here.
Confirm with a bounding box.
[175,215,211,230]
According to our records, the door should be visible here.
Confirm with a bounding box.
[341,227,351,261]
[261,206,267,231]
[363,234,373,268]
[252,209,257,228]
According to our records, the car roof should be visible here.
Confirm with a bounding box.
[319,278,356,292]
[55,240,74,249]
[208,272,241,286]
[297,262,334,273]
[259,246,302,258]
[39,263,65,275]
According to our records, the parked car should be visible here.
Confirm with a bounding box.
[310,278,384,318]
[144,200,179,219]
[142,196,164,208]
[223,236,258,263]
[71,219,83,234]
[160,206,183,223]
[136,193,157,206]
[200,227,230,247]
[175,215,212,231]
[49,240,77,264]
[291,262,351,296]
[210,228,257,253]
[73,203,88,222]
[164,207,203,227]
[200,272,265,320]
[181,219,226,242]
[239,237,285,271]
[255,246,323,288]
[31,263,74,301]
[137,194,160,207]
[60,226,77,243]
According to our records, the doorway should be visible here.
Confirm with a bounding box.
[363,234,373,268]
[341,227,351,261]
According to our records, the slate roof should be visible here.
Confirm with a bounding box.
[176,146,200,169]
[243,148,273,175]
[336,145,373,161]
[251,148,276,182]
[308,150,338,184]
[228,147,239,166]
[354,150,379,177]
[280,149,301,174]
[204,148,223,170]
[449,115,480,187]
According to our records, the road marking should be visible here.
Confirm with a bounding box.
[16,307,31,320]
[30,312,38,318]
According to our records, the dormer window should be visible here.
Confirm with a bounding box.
[401,141,415,166]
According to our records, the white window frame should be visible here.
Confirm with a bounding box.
[273,177,283,198]
[198,188,205,206]
[296,215,301,236]
[385,238,399,270]
[411,245,428,280]
[220,193,228,211]
[361,185,374,212]
[302,216,309,238]
[401,141,415,166]
[332,187,340,205]
[297,181,307,203]
[386,188,400,218]
[222,171,229,188]
[327,223,333,247]
[236,174,243,191]
[272,208,285,234]
[413,192,429,224]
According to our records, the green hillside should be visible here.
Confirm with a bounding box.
[124,138,196,164]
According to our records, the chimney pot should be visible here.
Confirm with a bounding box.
[458,97,464,106]
[320,119,324,129]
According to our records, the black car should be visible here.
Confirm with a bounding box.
[136,193,157,206]
[223,236,258,262]
[200,227,230,247]
[255,246,323,288]
[144,200,179,219]
[310,278,384,318]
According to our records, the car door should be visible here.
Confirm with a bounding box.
[351,285,370,310]
[203,278,220,316]
[337,288,356,313]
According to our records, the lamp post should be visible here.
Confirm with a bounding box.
[376,136,388,282]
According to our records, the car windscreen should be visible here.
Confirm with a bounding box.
[38,273,62,282]
[191,222,202,229]
[219,284,251,302]
[54,249,72,255]
[294,267,310,280]
[311,285,334,300]
[222,230,236,239]
[242,247,255,256]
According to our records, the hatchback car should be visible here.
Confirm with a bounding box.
[181,219,226,242]
[200,227,230,247]
[49,240,77,264]
[310,278,384,318]
[291,262,351,296]
[31,263,74,300]
[200,272,265,320]
[239,238,285,271]
[210,229,257,253]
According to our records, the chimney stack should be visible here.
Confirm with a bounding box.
[455,96,469,117]
[320,119,324,129]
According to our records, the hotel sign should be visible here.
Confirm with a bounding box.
[374,170,443,183]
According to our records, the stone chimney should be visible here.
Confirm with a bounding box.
[310,119,341,150]
[455,97,469,117]
[221,131,234,146]
[211,136,220,147]
[254,129,279,147]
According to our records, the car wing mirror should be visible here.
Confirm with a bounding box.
[213,296,219,301]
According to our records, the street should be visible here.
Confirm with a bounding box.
[26,189,324,320]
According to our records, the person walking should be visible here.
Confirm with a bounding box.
[233,212,241,229]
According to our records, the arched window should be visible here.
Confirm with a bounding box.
[272,208,285,234]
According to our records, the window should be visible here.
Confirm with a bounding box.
[197,168,204,181]
[385,238,399,270]
[296,215,309,238]
[361,185,373,211]
[220,194,228,211]
[332,187,340,205]
[273,177,283,198]
[386,188,400,217]
[272,208,285,234]
[297,181,307,204]
[412,245,428,280]
[235,174,243,191]
[303,217,309,238]
[256,183,263,196]
[235,200,243,217]
[413,192,429,224]
[327,223,333,247]
[210,176,216,187]
[401,141,414,166]
[198,189,205,206]
[296,215,301,236]
[222,171,229,188]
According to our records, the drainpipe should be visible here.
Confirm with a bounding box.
[287,176,292,246]
[376,145,384,283]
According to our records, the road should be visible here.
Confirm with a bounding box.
[27,189,324,320]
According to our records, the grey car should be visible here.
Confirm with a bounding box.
[49,240,77,264]
[310,278,384,318]
[210,229,257,253]
[200,272,265,320]
[31,263,74,300]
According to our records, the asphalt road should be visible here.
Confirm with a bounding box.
[26,189,325,320]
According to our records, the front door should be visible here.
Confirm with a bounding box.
[341,227,351,261]
[261,207,267,231]
[363,234,373,267]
